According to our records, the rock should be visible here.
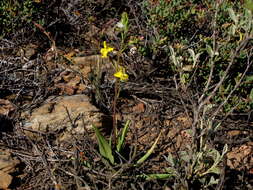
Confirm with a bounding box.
[0,149,20,189]
[71,54,115,81]
[132,103,145,113]
[52,54,115,95]
[23,95,107,141]
[227,142,253,173]
[55,83,76,95]
[0,171,12,189]
[71,55,113,75]
[0,99,16,117]
[17,43,38,60]
[0,149,20,173]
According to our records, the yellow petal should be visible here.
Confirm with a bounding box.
[100,48,108,58]
[103,41,107,48]
[100,41,114,58]
[114,71,122,78]
[114,68,129,82]
[120,73,129,81]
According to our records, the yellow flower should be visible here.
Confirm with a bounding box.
[100,41,114,58]
[114,66,129,82]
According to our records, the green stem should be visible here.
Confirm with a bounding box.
[112,80,119,145]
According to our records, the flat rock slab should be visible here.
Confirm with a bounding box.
[24,95,104,141]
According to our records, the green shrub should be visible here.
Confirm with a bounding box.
[142,0,253,112]
[0,0,41,38]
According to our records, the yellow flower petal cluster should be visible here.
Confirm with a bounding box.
[100,41,114,58]
[114,66,129,82]
[100,41,128,81]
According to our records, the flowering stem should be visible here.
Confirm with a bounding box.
[112,80,119,145]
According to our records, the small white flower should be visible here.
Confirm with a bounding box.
[214,51,219,56]
[130,46,137,55]
[116,21,124,29]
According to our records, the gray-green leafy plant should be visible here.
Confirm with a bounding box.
[143,0,253,112]
[139,0,252,189]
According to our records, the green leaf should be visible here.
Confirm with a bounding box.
[207,166,221,175]
[82,160,91,168]
[165,167,179,177]
[188,49,196,60]
[245,75,253,82]
[210,149,221,164]
[92,125,114,164]
[230,24,237,35]
[206,44,214,57]
[121,12,129,31]
[222,144,228,157]
[179,151,191,162]
[165,153,175,167]
[228,8,238,25]
[250,88,253,101]
[169,46,179,66]
[117,120,130,152]
[207,176,219,186]
[137,173,174,180]
[136,132,161,164]
[245,0,253,12]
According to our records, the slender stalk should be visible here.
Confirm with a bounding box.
[112,80,119,145]
[198,1,219,104]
